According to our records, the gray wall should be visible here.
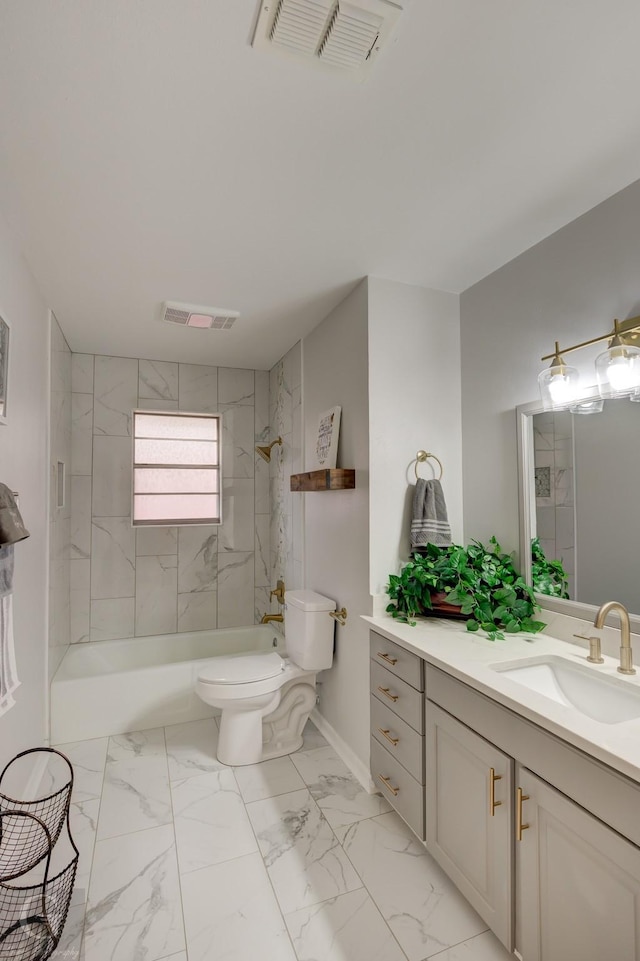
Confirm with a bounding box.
[0,210,49,766]
[49,314,71,676]
[70,355,271,641]
[303,279,372,770]
[461,177,640,565]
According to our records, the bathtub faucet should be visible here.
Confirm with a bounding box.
[260,613,284,624]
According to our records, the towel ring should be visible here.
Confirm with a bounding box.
[414,450,443,481]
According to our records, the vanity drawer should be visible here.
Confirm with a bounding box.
[370,631,424,691]
[371,695,424,783]
[371,736,425,839]
[371,660,424,733]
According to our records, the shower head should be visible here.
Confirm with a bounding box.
[255,436,282,462]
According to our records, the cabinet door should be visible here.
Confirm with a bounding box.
[425,701,513,950]
[517,767,640,961]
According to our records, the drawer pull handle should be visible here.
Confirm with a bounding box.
[378,774,400,796]
[377,652,398,666]
[516,787,530,841]
[377,686,399,703]
[378,728,399,747]
[489,767,502,817]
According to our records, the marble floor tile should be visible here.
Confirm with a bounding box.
[84,823,185,961]
[164,717,224,781]
[246,788,362,915]
[340,812,487,961]
[301,719,329,752]
[97,754,172,840]
[69,797,100,906]
[171,769,258,874]
[234,756,305,804]
[55,737,108,802]
[51,901,85,960]
[291,745,392,830]
[107,727,167,760]
[180,852,296,961]
[428,930,512,960]
[284,888,406,961]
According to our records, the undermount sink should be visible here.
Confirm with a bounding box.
[491,655,640,725]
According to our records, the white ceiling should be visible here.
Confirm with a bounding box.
[2,0,640,370]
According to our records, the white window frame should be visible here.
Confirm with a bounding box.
[131,409,222,527]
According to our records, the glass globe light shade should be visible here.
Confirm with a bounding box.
[595,343,640,397]
[538,362,580,410]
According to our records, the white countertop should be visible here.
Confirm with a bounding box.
[364,613,640,785]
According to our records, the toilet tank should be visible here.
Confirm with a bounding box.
[285,590,336,670]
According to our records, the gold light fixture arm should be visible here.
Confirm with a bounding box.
[541,316,640,361]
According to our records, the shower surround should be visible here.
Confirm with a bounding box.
[69,355,271,642]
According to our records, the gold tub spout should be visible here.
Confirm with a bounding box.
[260,613,284,624]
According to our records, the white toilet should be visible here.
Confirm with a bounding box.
[195,590,335,766]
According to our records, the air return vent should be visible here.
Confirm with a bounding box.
[161,302,239,330]
[252,0,403,79]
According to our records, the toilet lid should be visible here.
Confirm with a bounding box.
[198,651,284,685]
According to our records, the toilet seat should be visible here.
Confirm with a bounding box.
[198,651,284,686]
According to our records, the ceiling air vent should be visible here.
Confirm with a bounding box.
[161,302,239,330]
[252,0,403,80]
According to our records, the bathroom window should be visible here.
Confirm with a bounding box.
[132,410,221,526]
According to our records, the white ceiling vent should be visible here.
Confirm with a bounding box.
[252,0,403,79]
[161,302,239,330]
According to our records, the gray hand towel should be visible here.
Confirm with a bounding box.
[410,478,452,549]
[0,484,29,547]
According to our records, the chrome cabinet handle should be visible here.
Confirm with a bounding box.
[489,767,502,817]
[377,652,398,666]
[378,774,399,796]
[378,728,399,747]
[516,787,530,841]
[377,686,399,703]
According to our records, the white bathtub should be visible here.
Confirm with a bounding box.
[50,626,283,744]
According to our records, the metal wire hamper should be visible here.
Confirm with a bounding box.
[0,748,78,961]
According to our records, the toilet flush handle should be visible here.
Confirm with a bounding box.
[329,607,348,627]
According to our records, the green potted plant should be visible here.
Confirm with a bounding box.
[386,537,546,640]
[530,536,569,599]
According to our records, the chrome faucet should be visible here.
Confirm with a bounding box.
[260,613,284,624]
[593,600,636,676]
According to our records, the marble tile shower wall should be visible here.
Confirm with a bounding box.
[69,355,270,642]
[49,314,72,675]
[269,342,303,599]
[533,409,576,598]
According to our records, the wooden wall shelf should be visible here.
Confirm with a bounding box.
[290,469,355,492]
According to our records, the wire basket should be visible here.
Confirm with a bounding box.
[0,750,78,961]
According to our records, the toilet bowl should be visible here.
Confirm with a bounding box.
[195,590,335,766]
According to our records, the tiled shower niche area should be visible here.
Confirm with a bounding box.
[69,355,273,642]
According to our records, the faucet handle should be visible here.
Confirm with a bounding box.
[574,633,604,664]
[270,579,285,605]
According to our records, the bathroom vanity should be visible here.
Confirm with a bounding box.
[367,616,640,960]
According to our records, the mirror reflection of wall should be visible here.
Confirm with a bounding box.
[530,400,640,614]
[532,410,575,599]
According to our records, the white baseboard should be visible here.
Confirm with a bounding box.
[310,708,375,793]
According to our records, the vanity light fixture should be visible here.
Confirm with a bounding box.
[539,315,640,410]
[538,342,580,410]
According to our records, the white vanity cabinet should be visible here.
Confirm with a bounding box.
[425,702,514,949]
[516,767,640,961]
[369,627,640,960]
[369,631,425,838]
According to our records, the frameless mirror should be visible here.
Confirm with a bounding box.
[517,393,640,621]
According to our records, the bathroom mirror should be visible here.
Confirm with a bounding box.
[517,392,640,625]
